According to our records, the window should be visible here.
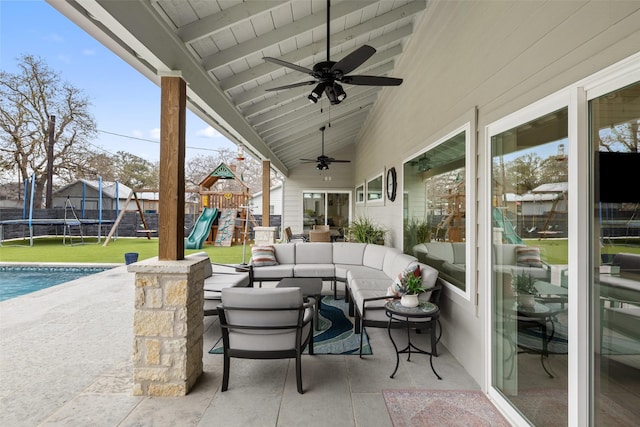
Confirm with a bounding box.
[355,183,365,205]
[403,130,467,291]
[366,173,384,205]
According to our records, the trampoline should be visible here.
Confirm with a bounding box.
[0,218,114,246]
[0,175,115,246]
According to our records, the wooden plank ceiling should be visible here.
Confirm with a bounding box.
[48,0,427,176]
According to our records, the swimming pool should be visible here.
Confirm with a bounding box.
[0,266,113,301]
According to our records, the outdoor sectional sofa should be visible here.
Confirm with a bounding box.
[249,242,442,344]
[412,242,550,286]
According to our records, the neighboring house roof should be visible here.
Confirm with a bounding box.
[532,182,568,193]
[504,192,558,203]
[53,180,159,201]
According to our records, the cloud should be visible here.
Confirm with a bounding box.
[82,49,96,56]
[150,128,160,140]
[131,130,143,139]
[45,33,65,43]
[195,126,220,138]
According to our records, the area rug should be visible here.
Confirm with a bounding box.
[383,389,510,427]
[209,296,372,355]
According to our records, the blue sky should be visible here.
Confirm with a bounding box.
[0,0,235,162]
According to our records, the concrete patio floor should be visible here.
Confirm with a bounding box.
[0,265,480,426]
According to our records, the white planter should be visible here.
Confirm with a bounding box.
[518,294,536,308]
[400,294,420,308]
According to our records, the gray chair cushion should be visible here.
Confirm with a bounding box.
[203,272,250,292]
[221,288,312,351]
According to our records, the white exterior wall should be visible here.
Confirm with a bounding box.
[283,144,355,235]
[309,1,639,387]
[250,185,283,216]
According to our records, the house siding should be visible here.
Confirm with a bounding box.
[347,1,639,385]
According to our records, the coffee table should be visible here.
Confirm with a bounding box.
[276,277,323,330]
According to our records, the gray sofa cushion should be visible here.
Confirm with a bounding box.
[388,253,418,280]
[333,242,367,265]
[349,277,394,293]
[426,242,455,263]
[274,243,296,265]
[452,242,466,265]
[346,265,389,282]
[294,264,335,277]
[253,264,294,280]
[295,242,333,264]
[362,244,389,269]
[382,248,404,277]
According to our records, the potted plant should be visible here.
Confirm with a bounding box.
[346,216,386,245]
[511,271,538,308]
[398,274,428,307]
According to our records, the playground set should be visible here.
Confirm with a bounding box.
[185,163,258,250]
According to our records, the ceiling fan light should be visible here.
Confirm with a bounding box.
[334,84,346,102]
[310,83,325,102]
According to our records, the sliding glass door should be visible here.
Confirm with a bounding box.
[302,191,350,240]
[590,81,640,425]
[491,108,569,425]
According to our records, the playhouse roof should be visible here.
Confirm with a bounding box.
[198,162,248,189]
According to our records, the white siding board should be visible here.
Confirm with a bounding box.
[348,0,640,387]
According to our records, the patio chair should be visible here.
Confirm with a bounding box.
[217,287,315,394]
[284,226,308,243]
[309,224,331,242]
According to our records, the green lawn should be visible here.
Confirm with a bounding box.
[0,237,252,264]
[524,238,640,265]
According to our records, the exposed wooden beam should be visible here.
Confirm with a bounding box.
[178,1,289,44]
[262,160,270,227]
[202,2,365,71]
[158,76,186,261]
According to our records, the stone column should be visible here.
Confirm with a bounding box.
[128,255,206,396]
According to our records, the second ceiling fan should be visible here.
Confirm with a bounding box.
[263,0,403,105]
[301,126,350,170]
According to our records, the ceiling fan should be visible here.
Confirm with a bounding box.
[301,126,350,170]
[262,0,403,105]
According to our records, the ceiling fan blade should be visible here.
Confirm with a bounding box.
[327,159,351,163]
[265,81,317,92]
[263,57,314,75]
[341,75,403,86]
[330,45,376,75]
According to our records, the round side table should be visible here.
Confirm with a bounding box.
[385,300,442,380]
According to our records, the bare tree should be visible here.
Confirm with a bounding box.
[0,55,97,207]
